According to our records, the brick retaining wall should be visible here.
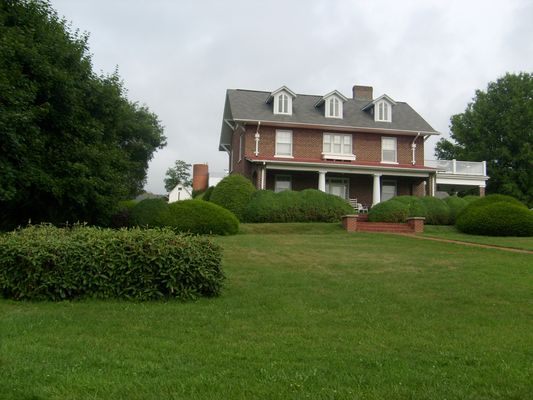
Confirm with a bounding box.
[342,215,425,234]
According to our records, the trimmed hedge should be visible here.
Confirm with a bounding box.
[167,200,239,235]
[210,174,256,221]
[243,189,354,223]
[202,186,215,202]
[0,224,224,301]
[456,202,533,236]
[392,196,427,218]
[110,200,137,228]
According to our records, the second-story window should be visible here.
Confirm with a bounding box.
[275,130,293,157]
[323,133,352,156]
[381,137,397,163]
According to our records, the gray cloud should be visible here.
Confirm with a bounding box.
[51,0,533,194]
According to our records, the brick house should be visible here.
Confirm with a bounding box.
[218,85,451,207]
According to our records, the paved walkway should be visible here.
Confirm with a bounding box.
[404,234,533,254]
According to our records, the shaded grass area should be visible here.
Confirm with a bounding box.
[1,223,533,399]
[423,225,533,251]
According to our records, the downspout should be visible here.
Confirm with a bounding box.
[411,132,421,165]
[261,161,266,190]
[254,121,261,156]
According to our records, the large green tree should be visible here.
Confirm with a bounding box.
[0,0,166,229]
[435,73,533,206]
[164,160,192,192]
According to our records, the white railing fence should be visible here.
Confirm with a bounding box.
[425,159,486,176]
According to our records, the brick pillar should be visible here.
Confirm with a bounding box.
[407,217,425,233]
[479,186,485,197]
[342,215,358,232]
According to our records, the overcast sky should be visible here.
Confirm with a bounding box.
[51,0,533,194]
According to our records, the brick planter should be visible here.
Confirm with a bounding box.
[342,215,425,234]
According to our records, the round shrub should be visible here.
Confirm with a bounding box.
[167,200,239,235]
[443,196,468,224]
[368,199,409,223]
[299,189,354,222]
[110,200,138,228]
[462,195,480,204]
[202,186,215,201]
[419,197,451,225]
[130,198,170,227]
[456,202,533,236]
[210,174,256,221]
[462,194,525,211]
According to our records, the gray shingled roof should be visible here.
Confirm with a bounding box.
[220,89,438,148]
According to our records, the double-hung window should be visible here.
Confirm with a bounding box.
[327,97,341,118]
[275,130,293,157]
[274,175,292,192]
[274,93,292,115]
[375,100,391,122]
[323,133,354,160]
[381,137,397,163]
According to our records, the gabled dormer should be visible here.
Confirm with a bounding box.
[315,90,348,119]
[266,86,297,115]
[361,94,397,123]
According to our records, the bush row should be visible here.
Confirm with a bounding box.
[243,189,355,223]
[0,224,224,301]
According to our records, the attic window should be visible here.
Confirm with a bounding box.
[274,93,292,115]
[376,100,391,122]
[326,97,342,118]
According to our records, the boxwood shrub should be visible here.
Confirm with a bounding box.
[202,186,215,201]
[243,189,354,223]
[210,174,256,221]
[456,202,533,236]
[443,196,468,224]
[368,199,409,223]
[109,200,137,228]
[392,196,427,218]
[419,197,451,225]
[0,224,224,301]
[167,200,239,235]
[130,198,170,227]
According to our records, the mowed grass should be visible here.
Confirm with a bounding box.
[423,225,533,251]
[1,223,533,399]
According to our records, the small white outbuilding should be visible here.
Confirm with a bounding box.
[168,184,192,203]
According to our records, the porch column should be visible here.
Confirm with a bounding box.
[318,170,326,192]
[372,173,382,206]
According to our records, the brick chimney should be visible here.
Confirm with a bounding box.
[352,85,373,100]
[192,163,209,191]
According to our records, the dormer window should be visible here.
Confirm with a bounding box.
[267,86,297,116]
[376,100,391,122]
[275,93,291,115]
[316,90,348,119]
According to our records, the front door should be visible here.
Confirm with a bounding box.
[326,178,348,199]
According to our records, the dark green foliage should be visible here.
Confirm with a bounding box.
[435,73,533,206]
[210,174,256,221]
[456,203,533,236]
[167,200,239,235]
[243,189,354,223]
[391,196,427,218]
[0,1,166,230]
[368,200,409,223]
[0,224,224,300]
[442,196,468,224]
[419,197,451,225]
[192,189,205,199]
[109,200,137,228]
[460,194,525,213]
[202,186,215,201]
[461,195,481,204]
[130,198,169,227]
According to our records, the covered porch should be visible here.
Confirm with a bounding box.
[251,161,435,207]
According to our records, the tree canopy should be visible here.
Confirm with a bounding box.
[164,160,192,192]
[435,73,533,206]
[0,0,166,229]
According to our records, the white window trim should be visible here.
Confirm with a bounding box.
[274,174,292,192]
[375,100,392,122]
[325,96,343,119]
[273,92,292,115]
[381,136,398,164]
[322,133,355,160]
[275,129,293,157]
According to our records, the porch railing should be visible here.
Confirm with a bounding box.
[425,159,486,176]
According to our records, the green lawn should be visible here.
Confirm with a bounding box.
[423,225,533,251]
[1,223,533,399]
